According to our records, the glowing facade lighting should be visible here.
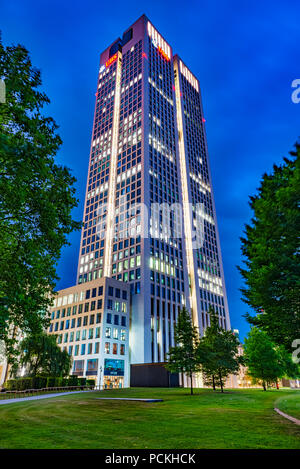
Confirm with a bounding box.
[174,58,201,333]
[179,60,199,92]
[103,52,122,277]
[147,21,171,60]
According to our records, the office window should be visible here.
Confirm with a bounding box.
[105,342,110,354]
[113,343,118,354]
[96,313,102,324]
[114,315,119,325]
[105,327,111,338]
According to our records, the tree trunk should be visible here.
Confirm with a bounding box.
[2,360,10,385]
[190,372,193,395]
[2,326,17,385]
[212,375,216,391]
[262,380,266,391]
[219,370,223,393]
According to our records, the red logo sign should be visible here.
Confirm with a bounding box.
[157,46,170,61]
[105,53,118,68]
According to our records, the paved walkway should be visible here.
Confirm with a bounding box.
[96,398,163,402]
[274,407,300,426]
[0,393,163,406]
[0,390,91,406]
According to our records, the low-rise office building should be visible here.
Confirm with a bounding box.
[48,277,130,388]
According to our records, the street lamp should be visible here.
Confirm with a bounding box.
[99,365,103,391]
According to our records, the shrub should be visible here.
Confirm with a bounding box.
[31,376,47,389]
[5,375,90,391]
[68,375,79,387]
[5,379,16,390]
[46,377,57,388]
[60,377,68,387]
[18,378,32,390]
[78,377,86,387]
[55,377,63,387]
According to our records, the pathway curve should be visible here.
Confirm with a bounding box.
[274,407,300,426]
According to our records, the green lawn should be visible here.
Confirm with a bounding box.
[275,392,300,420]
[0,387,299,449]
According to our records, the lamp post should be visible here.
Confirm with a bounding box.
[99,365,103,391]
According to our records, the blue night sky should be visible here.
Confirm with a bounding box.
[1,0,299,341]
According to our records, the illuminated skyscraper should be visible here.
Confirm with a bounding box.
[76,14,230,367]
[48,15,231,387]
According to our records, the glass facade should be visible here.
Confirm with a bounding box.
[51,15,231,375]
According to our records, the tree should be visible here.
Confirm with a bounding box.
[243,327,286,391]
[18,332,72,377]
[239,143,300,352]
[197,308,220,391]
[0,35,82,361]
[277,345,300,382]
[197,308,242,392]
[165,307,201,395]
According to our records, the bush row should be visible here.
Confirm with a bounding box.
[4,376,95,391]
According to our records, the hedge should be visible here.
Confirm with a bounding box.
[4,375,94,391]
